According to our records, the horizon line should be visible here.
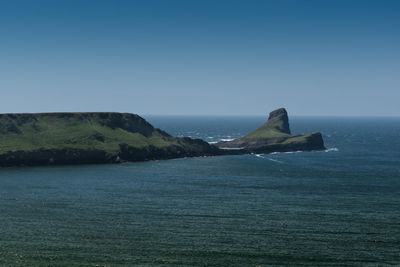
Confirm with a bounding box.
[0,111,399,118]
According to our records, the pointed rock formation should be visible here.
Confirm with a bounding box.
[265,107,291,134]
[215,108,325,153]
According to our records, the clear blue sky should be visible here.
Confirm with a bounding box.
[1,0,399,116]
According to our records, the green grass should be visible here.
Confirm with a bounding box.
[281,134,310,144]
[241,128,291,140]
[240,120,291,141]
[239,109,292,141]
[0,113,182,155]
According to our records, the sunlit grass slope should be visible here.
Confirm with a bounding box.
[215,108,325,152]
[0,112,212,156]
[241,108,291,141]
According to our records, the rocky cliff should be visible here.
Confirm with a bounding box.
[215,108,325,153]
[0,112,220,167]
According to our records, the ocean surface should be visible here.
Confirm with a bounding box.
[0,116,399,266]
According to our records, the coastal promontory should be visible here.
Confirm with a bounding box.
[0,112,219,167]
[0,108,325,167]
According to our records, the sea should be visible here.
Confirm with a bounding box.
[0,116,399,266]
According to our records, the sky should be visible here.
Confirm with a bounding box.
[0,0,399,116]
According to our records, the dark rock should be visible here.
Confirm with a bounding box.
[267,108,291,134]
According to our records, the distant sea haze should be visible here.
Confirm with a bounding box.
[0,116,399,265]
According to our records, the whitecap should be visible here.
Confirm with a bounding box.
[271,150,303,155]
[325,147,339,152]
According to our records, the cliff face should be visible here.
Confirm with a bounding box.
[265,108,291,135]
[0,112,219,167]
[215,108,325,153]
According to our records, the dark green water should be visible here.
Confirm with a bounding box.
[0,117,399,266]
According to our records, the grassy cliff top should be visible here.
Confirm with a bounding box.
[0,112,192,154]
[241,108,291,141]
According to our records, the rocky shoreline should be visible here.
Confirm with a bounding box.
[0,108,324,167]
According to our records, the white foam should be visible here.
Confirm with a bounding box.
[325,147,339,152]
[267,158,284,163]
[220,138,234,142]
[270,150,303,155]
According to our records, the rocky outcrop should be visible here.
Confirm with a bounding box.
[118,138,221,162]
[215,108,325,153]
[0,140,221,167]
[266,108,291,134]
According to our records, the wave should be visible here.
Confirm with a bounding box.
[254,154,284,163]
[325,147,339,152]
[270,150,303,155]
[270,148,338,155]
[208,138,235,144]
